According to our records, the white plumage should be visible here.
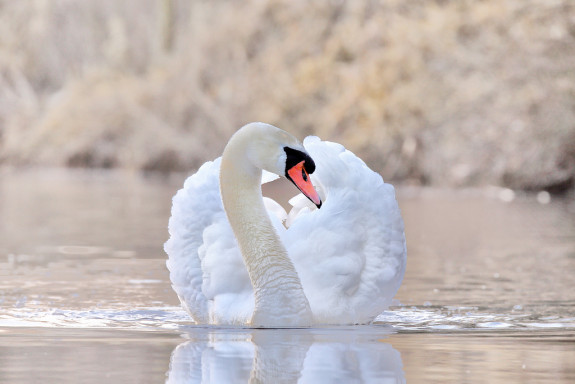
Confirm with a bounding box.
[165,128,406,326]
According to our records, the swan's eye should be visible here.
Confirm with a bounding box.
[302,168,308,182]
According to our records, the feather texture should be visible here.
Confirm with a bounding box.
[165,137,406,325]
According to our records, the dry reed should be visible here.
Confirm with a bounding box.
[0,0,574,190]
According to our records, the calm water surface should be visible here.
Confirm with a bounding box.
[1,168,574,383]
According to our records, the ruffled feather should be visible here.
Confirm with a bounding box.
[165,137,406,325]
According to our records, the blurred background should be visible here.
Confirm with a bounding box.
[0,0,574,191]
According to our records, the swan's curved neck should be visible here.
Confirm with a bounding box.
[220,134,312,327]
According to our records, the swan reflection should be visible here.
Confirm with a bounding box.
[166,327,405,383]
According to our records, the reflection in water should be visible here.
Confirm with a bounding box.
[166,328,405,384]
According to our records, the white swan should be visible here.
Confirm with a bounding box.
[165,122,406,327]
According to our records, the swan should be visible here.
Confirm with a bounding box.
[165,122,406,327]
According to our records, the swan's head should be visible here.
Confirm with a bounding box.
[234,122,322,208]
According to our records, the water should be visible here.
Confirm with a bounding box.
[1,168,574,383]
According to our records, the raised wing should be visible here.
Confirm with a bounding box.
[166,158,267,324]
[285,136,407,324]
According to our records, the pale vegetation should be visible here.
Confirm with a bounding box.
[0,0,574,191]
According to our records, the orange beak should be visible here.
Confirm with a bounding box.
[287,160,322,208]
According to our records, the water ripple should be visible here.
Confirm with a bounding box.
[1,306,574,332]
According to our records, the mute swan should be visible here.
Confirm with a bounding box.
[165,122,406,327]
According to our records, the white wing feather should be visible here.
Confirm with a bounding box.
[285,136,406,324]
[165,159,285,324]
[165,159,244,324]
[165,138,406,325]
